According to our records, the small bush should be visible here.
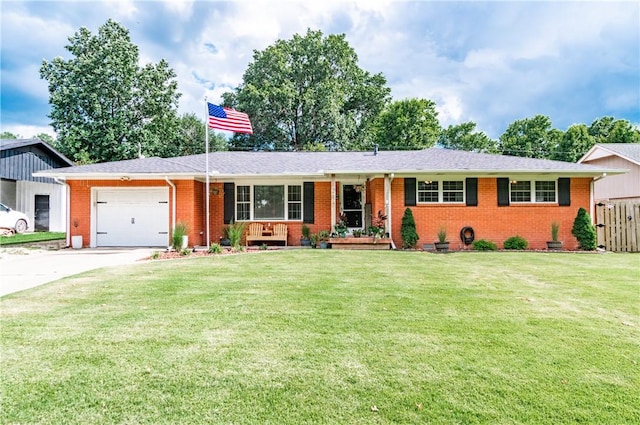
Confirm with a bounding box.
[400,208,419,249]
[572,207,597,250]
[227,221,246,249]
[473,239,497,251]
[503,236,528,250]
[208,243,222,254]
[180,248,191,256]
[260,243,268,250]
[172,221,189,251]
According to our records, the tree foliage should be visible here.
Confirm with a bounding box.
[439,122,497,153]
[40,19,181,163]
[222,29,391,151]
[368,99,441,150]
[572,207,597,251]
[552,124,592,162]
[497,115,562,159]
[400,208,419,249]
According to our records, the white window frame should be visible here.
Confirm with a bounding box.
[510,180,557,204]
[235,183,303,221]
[417,179,465,204]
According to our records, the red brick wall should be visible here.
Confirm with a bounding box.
[388,177,591,250]
[69,177,592,250]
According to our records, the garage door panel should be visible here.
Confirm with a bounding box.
[95,189,169,247]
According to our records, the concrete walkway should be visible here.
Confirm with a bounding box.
[0,247,156,297]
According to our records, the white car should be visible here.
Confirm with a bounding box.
[0,202,30,234]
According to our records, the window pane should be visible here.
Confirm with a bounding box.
[418,181,438,203]
[288,203,301,220]
[288,185,301,202]
[535,181,556,202]
[237,203,250,221]
[511,181,531,202]
[254,185,285,219]
[443,181,463,191]
[442,181,464,203]
[237,186,250,202]
[443,191,464,202]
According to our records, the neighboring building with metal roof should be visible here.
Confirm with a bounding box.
[578,143,640,202]
[36,147,627,250]
[1,138,74,232]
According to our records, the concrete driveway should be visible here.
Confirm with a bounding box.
[0,247,157,297]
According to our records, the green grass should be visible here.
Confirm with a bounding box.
[1,251,638,424]
[0,231,65,245]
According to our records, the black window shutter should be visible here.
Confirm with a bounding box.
[405,178,417,206]
[558,178,571,206]
[223,183,235,224]
[497,178,510,206]
[466,178,478,206]
[303,182,315,223]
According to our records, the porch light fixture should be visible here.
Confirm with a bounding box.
[510,180,518,184]
[211,187,220,195]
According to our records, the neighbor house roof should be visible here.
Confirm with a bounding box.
[578,143,640,166]
[0,138,74,166]
[35,148,626,180]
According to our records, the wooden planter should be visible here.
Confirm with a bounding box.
[328,237,392,250]
[546,241,563,251]
[434,241,450,252]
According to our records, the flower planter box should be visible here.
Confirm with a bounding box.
[328,237,392,250]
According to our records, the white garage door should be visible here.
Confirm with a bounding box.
[95,188,169,247]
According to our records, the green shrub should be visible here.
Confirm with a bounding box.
[572,208,597,250]
[227,221,246,249]
[473,239,497,251]
[400,208,419,249]
[208,243,222,254]
[503,236,528,250]
[172,221,189,251]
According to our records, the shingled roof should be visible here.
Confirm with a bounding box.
[35,147,625,179]
[579,143,640,166]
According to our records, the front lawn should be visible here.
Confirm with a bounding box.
[0,231,65,246]
[1,251,638,424]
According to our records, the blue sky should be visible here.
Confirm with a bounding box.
[1,0,638,140]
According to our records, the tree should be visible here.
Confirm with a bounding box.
[40,19,181,163]
[368,99,441,150]
[0,132,18,139]
[400,208,419,249]
[438,121,497,153]
[589,117,640,144]
[159,114,228,158]
[572,207,596,250]
[552,124,593,162]
[498,115,561,159]
[222,29,391,151]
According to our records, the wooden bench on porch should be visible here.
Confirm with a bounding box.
[246,223,288,246]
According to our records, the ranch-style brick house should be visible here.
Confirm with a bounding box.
[35,148,626,250]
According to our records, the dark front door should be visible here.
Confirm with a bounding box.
[34,195,50,232]
[342,184,363,228]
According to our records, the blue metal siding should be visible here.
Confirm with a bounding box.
[0,147,64,183]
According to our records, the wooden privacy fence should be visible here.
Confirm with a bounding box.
[595,201,640,252]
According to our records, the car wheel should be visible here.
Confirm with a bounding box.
[14,219,27,234]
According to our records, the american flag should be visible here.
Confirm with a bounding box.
[207,102,253,134]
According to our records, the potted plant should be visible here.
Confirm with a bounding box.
[71,218,83,249]
[172,221,189,251]
[300,224,312,246]
[334,213,348,238]
[309,232,319,248]
[368,210,388,240]
[547,221,563,250]
[318,230,331,249]
[434,226,450,252]
[220,225,231,246]
[352,229,363,237]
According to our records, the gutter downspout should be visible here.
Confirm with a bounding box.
[165,177,176,248]
[385,173,396,249]
[590,173,606,222]
[331,174,336,232]
[54,178,70,248]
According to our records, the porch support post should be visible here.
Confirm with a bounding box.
[331,174,337,232]
[385,173,394,246]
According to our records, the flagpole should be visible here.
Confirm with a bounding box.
[204,97,210,248]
